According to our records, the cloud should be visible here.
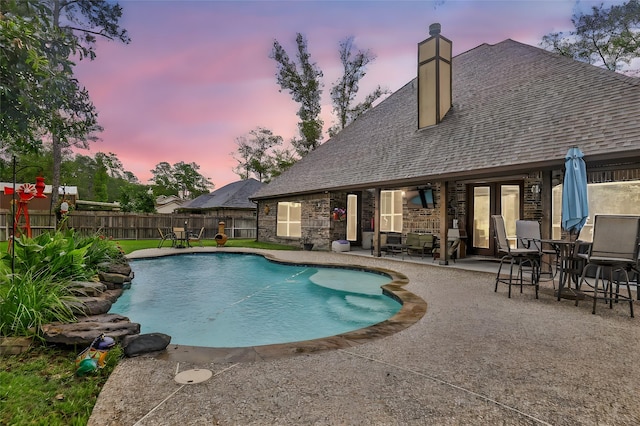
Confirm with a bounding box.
[73,0,607,187]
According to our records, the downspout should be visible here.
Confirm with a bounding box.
[252,199,259,242]
[439,181,449,265]
[374,187,381,257]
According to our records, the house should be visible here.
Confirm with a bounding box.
[251,24,640,257]
[178,178,264,238]
[155,195,184,214]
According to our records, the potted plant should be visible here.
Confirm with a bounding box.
[332,207,346,221]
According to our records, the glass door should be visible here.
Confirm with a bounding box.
[469,183,522,256]
[472,186,491,253]
[500,184,521,248]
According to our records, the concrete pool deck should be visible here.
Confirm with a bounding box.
[89,247,640,425]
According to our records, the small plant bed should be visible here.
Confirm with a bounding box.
[0,343,122,425]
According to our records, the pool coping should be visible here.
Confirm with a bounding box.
[125,248,427,363]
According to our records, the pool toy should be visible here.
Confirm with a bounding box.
[75,334,114,376]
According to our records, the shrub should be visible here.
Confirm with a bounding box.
[0,270,76,338]
[0,231,124,338]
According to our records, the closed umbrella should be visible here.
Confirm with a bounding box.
[561,147,589,236]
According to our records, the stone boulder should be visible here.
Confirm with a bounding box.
[41,313,140,346]
[69,296,113,316]
[69,281,107,297]
[102,288,124,303]
[122,333,171,357]
[99,271,129,285]
[100,262,133,277]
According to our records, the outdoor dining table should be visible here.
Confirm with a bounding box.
[173,229,190,248]
[540,239,586,301]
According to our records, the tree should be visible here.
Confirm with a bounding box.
[541,0,640,74]
[0,0,72,153]
[232,127,285,182]
[93,155,108,202]
[328,36,390,137]
[150,161,213,199]
[44,0,130,206]
[270,33,324,157]
[95,152,125,179]
[269,148,297,181]
[119,183,155,213]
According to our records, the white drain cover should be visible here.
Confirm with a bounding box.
[174,368,213,384]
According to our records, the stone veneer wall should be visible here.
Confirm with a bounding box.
[258,194,333,250]
[257,167,639,251]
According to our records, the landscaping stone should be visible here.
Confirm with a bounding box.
[41,313,140,346]
[105,263,133,278]
[102,288,124,303]
[69,281,107,297]
[0,336,33,356]
[69,296,113,316]
[122,333,171,357]
[98,271,129,285]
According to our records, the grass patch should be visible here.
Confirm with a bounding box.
[0,344,123,425]
[115,238,297,254]
[2,238,298,255]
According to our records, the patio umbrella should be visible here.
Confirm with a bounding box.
[561,147,589,236]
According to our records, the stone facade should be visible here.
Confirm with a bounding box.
[256,166,640,253]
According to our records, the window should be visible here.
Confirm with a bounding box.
[380,190,403,232]
[346,194,357,241]
[276,202,301,237]
[552,180,640,242]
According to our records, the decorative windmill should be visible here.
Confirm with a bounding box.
[4,176,47,238]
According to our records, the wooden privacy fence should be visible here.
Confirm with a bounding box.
[0,210,257,241]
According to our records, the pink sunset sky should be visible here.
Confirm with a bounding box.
[73,0,622,190]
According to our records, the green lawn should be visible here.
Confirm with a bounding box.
[0,238,297,255]
[0,344,123,426]
[115,237,297,254]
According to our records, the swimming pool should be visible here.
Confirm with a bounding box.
[110,253,402,348]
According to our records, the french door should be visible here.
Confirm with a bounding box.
[469,182,522,256]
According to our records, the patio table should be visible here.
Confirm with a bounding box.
[541,239,585,301]
[173,229,190,248]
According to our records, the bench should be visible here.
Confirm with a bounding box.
[406,233,435,259]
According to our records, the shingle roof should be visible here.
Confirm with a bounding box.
[253,39,640,200]
[181,178,263,210]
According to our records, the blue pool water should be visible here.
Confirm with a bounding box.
[109,253,401,348]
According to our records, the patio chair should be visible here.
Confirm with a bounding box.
[432,231,459,263]
[380,233,403,257]
[188,227,205,247]
[516,220,559,284]
[157,227,175,248]
[575,215,640,317]
[492,215,541,298]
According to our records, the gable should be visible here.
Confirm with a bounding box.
[181,178,263,210]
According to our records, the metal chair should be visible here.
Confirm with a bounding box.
[516,220,559,284]
[188,227,205,247]
[157,227,175,248]
[492,215,541,298]
[576,215,640,317]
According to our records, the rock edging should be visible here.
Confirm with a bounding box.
[41,262,170,356]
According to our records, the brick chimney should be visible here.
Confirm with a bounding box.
[417,23,452,128]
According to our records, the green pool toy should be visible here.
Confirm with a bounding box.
[76,358,98,376]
